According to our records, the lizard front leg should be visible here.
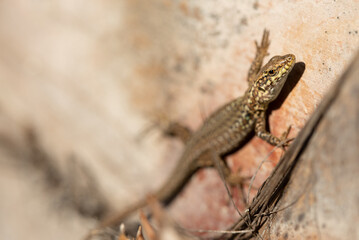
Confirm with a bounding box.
[254,111,290,146]
[247,29,270,84]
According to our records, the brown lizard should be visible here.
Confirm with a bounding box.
[89,29,296,236]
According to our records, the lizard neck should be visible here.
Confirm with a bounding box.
[243,87,268,113]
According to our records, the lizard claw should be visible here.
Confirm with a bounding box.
[281,125,291,139]
[279,125,294,149]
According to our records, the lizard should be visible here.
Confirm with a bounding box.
[88,29,296,236]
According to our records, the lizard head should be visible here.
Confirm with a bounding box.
[252,54,296,104]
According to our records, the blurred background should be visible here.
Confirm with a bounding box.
[0,1,358,239]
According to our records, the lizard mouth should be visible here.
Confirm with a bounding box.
[284,54,296,70]
[280,54,296,77]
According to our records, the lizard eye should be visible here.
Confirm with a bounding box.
[268,69,275,75]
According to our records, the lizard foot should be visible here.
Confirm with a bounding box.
[279,125,294,149]
[255,29,270,57]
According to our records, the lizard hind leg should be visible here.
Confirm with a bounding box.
[196,151,248,187]
[163,122,193,143]
[142,110,193,143]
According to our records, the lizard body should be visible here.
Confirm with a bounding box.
[93,30,296,232]
[156,30,295,204]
